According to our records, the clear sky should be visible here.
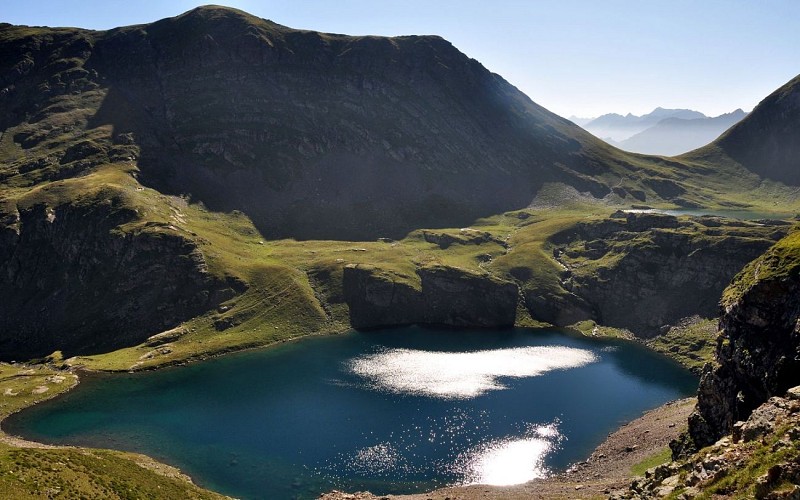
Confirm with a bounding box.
[4,0,799,118]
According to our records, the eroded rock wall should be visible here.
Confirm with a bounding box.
[0,201,240,359]
[342,264,518,329]
[688,256,800,448]
[549,213,787,337]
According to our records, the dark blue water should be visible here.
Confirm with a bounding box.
[5,327,697,499]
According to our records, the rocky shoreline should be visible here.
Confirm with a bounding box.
[321,398,696,500]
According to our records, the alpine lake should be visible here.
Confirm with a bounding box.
[5,326,697,499]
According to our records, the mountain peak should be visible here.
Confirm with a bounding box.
[162,4,284,33]
[687,73,800,183]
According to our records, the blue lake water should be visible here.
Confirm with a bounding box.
[4,327,697,499]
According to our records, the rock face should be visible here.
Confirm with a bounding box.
[342,264,518,328]
[548,213,787,337]
[688,231,800,448]
[0,200,240,359]
[625,390,800,499]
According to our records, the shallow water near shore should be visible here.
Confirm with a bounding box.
[5,327,697,499]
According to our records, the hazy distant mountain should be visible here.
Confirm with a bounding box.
[617,109,747,156]
[568,115,594,127]
[583,107,706,141]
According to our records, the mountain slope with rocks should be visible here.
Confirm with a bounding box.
[1,5,702,243]
[683,73,800,185]
[2,5,771,360]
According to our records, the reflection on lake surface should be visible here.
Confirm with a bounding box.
[5,327,697,500]
[348,345,598,399]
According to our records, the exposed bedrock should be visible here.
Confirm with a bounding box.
[546,213,787,337]
[687,234,800,448]
[342,263,518,329]
[0,201,241,359]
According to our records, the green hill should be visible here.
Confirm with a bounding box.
[682,73,800,185]
[0,5,798,361]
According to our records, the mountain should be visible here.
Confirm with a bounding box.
[683,74,800,184]
[568,115,593,127]
[617,109,747,156]
[583,107,706,142]
[0,5,705,358]
[0,5,686,243]
[0,6,797,360]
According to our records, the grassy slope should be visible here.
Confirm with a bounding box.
[647,317,718,374]
[71,202,606,370]
[722,229,800,307]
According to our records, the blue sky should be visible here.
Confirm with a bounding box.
[4,0,799,118]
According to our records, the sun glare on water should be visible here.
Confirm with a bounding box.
[347,345,598,399]
[450,422,564,486]
[337,345,597,485]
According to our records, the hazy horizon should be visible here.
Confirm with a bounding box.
[4,0,798,118]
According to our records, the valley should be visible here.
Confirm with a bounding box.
[1,4,800,499]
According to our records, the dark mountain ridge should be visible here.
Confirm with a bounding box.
[684,74,800,185]
[1,6,691,241]
[1,6,798,359]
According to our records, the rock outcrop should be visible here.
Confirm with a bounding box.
[547,213,787,337]
[343,264,518,328]
[0,199,241,359]
[622,389,800,499]
[687,230,800,448]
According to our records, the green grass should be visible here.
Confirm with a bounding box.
[723,228,800,306]
[0,364,77,421]
[0,444,226,500]
[569,320,633,339]
[70,204,592,371]
[631,446,673,477]
[647,318,718,373]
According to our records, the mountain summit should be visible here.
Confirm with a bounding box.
[1,5,694,241]
[685,74,800,184]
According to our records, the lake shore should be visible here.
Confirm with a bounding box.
[1,331,697,500]
[321,397,696,500]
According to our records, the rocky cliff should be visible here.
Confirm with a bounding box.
[0,195,242,359]
[624,388,800,499]
[687,230,800,449]
[544,212,788,336]
[338,213,788,337]
[343,263,518,328]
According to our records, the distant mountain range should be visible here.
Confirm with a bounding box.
[571,108,747,156]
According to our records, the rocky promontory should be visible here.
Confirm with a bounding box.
[687,230,800,449]
[343,263,518,328]
[544,212,788,336]
[0,197,242,359]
